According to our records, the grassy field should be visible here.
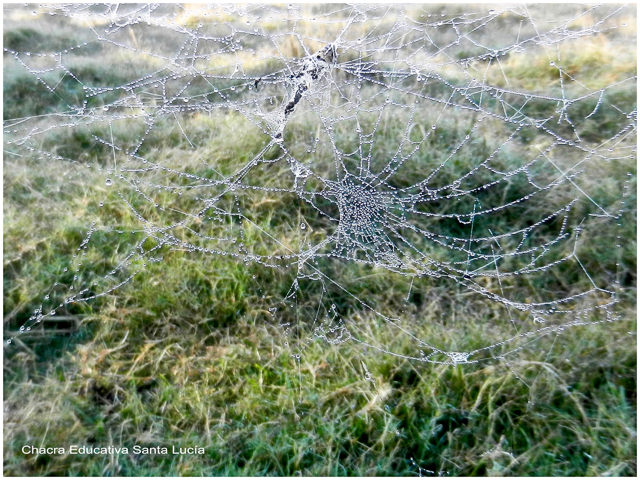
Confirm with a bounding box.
[3,4,637,476]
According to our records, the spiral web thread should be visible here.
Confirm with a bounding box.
[3,3,636,369]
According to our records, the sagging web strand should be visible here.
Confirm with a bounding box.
[4,4,635,365]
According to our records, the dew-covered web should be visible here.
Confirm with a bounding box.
[4,3,636,373]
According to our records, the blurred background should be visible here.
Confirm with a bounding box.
[3,3,637,476]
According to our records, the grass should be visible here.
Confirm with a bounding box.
[3,297,636,475]
[3,4,637,477]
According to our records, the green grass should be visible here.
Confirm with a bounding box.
[4,297,636,475]
[3,4,637,477]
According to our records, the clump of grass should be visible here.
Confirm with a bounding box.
[3,27,101,55]
[3,60,140,120]
[4,291,636,475]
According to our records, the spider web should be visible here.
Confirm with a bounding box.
[3,3,636,372]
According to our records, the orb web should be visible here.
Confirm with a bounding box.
[3,3,636,373]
